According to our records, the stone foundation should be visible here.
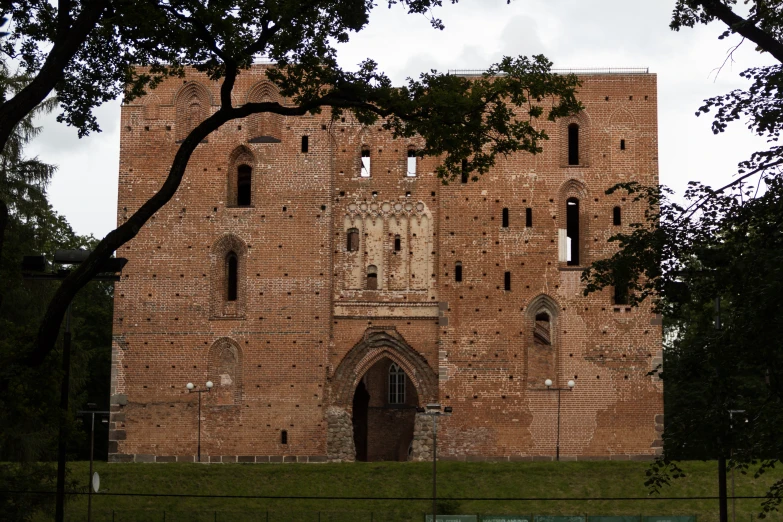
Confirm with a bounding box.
[326,406,356,462]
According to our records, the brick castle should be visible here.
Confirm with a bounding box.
[109,65,663,463]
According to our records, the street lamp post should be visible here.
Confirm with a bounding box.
[22,250,126,522]
[417,403,452,522]
[187,381,213,462]
[76,404,110,522]
[533,379,575,461]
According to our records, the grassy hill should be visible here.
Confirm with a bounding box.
[38,460,783,521]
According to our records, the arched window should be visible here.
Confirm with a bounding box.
[502,208,509,228]
[367,265,378,290]
[236,165,252,206]
[568,123,579,165]
[566,197,580,265]
[361,148,371,177]
[388,363,406,404]
[614,282,629,305]
[347,228,359,252]
[394,234,401,252]
[534,312,551,345]
[455,261,463,282]
[226,253,238,301]
[407,148,417,177]
[613,206,622,226]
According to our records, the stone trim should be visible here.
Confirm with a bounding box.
[108,454,329,463]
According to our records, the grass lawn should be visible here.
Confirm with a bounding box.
[37,460,783,522]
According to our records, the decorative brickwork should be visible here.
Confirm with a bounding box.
[111,65,663,463]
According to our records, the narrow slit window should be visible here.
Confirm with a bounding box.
[504,271,511,291]
[407,149,417,177]
[461,159,468,184]
[226,253,238,301]
[361,148,371,177]
[620,139,626,151]
[455,261,463,282]
[566,198,580,266]
[534,312,551,345]
[237,165,252,206]
[347,228,359,252]
[367,265,378,290]
[568,123,579,165]
[394,234,401,252]
[502,208,509,228]
[525,207,533,227]
[613,206,622,226]
[281,430,288,444]
[301,135,309,153]
[388,363,406,404]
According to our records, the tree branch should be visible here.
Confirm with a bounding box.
[702,0,783,63]
[0,0,106,156]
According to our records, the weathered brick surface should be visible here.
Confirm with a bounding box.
[111,65,662,463]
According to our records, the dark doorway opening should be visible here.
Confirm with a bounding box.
[352,380,370,461]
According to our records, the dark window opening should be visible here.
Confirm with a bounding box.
[237,165,252,206]
[568,123,579,165]
[367,265,378,290]
[566,197,580,266]
[504,271,511,291]
[227,253,238,301]
[407,148,417,177]
[301,135,309,153]
[614,280,629,305]
[394,235,401,251]
[461,159,468,184]
[455,261,463,282]
[281,430,288,444]
[502,208,509,228]
[613,206,622,226]
[620,139,626,151]
[534,312,551,345]
[347,228,359,252]
[526,208,533,227]
[361,148,371,177]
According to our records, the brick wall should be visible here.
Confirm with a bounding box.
[110,66,662,463]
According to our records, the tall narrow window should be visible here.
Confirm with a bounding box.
[394,234,401,252]
[455,261,463,282]
[367,265,378,290]
[237,165,252,206]
[407,148,417,177]
[502,208,509,228]
[568,123,579,165]
[347,228,359,252]
[613,206,622,226]
[534,312,551,345]
[620,139,626,151]
[566,198,580,265]
[526,207,533,227]
[504,271,511,291]
[388,363,406,404]
[461,159,468,184]
[226,253,238,301]
[614,281,629,305]
[361,148,371,177]
[281,430,288,444]
[301,135,309,153]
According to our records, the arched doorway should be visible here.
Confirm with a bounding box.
[351,357,419,461]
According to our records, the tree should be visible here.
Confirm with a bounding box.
[0,1,582,375]
[583,1,783,516]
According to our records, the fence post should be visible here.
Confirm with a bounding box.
[112,509,115,522]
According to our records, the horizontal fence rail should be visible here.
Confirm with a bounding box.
[447,68,650,76]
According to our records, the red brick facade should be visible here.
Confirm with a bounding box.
[110,66,663,463]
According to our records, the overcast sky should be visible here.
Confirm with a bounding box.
[28,0,775,239]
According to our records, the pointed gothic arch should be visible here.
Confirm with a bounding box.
[246,81,283,143]
[227,145,257,207]
[207,337,243,405]
[174,82,211,142]
[329,328,437,410]
[525,294,561,389]
[209,234,248,318]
